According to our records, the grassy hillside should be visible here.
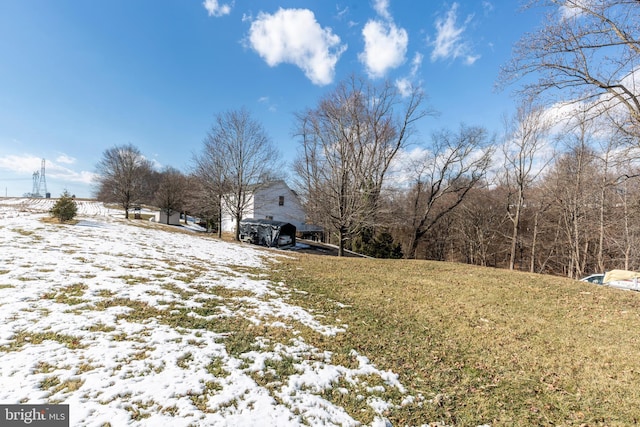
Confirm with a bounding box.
[269,254,640,426]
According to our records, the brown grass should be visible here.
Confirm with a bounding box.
[268,254,640,426]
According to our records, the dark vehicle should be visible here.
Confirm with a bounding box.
[239,219,296,248]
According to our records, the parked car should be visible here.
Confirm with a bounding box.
[602,269,640,291]
[580,270,640,291]
[579,273,604,285]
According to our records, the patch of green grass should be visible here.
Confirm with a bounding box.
[76,362,97,374]
[160,405,179,416]
[129,350,150,362]
[96,289,115,298]
[219,327,258,357]
[188,380,224,413]
[110,332,130,342]
[175,273,201,284]
[91,297,262,354]
[12,228,36,237]
[161,283,195,299]
[41,216,79,226]
[206,357,229,378]
[176,352,194,369]
[227,264,268,277]
[251,355,300,390]
[1,331,85,352]
[117,275,151,285]
[42,283,88,305]
[209,286,257,299]
[86,322,116,333]
[0,284,14,289]
[267,254,640,427]
[124,401,153,421]
[33,361,58,374]
[61,283,87,295]
[38,374,84,396]
[55,378,84,394]
[39,375,61,391]
[318,377,380,425]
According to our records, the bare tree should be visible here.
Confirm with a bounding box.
[451,187,508,267]
[502,101,552,270]
[500,0,640,134]
[154,167,188,225]
[193,145,227,238]
[184,173,222,234]
[195,107,280,241]
[94,144,154,219]
[294,75,431,256]
[547,138,600,278]
[610,167,640,270]
[401,125,494,259]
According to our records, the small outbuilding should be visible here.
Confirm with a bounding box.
[158,210,181,225]
[239,218,296,248]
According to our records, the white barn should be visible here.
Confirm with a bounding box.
[221,180,307,233]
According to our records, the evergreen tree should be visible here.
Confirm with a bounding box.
[50,191,78,222]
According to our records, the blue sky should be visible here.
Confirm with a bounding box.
[0,0,541,198]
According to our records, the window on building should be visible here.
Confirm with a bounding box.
[278,196,284,206]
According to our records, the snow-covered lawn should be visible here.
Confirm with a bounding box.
[0,199,408,426]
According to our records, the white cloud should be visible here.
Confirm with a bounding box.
[203,0,232,17]
[482,1,494,15]
[410,52,423,75]
[336,5,349,20]
[248,8,347,86]
[559,0,595,20]
[359,0,408,79]
[464,54,480,65]
[56,154,76,165]
[385,146,432,188]
[395,78,412,98]
[359,20,408,78]
[258,96,277,112]
[395,53,423,97]
[430,3,479,65]
[373,0,392,21]
[0,154,94,185]
[0,154,41,175]
[49,167,96,184]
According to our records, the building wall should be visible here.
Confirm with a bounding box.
[158,210,181,225]
[221,181,306,232]
[252,181,306,228]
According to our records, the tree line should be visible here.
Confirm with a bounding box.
[94,0,640,278]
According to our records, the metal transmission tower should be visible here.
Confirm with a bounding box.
[38,159,48,198]
[28,159,48,198]
[31,171,40,197]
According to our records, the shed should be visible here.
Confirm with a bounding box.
[239,219,296,248]
[158,210,181,225]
